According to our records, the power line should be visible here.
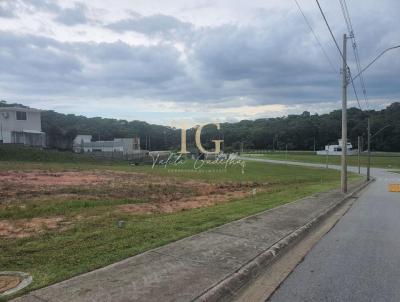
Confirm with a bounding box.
[293,0,337,73]
[339,0,352,35]
[315,0,344,58]
[339,0,369,109]
[315,0,362,110]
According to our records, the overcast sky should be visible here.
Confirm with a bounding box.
[0,0,399,125]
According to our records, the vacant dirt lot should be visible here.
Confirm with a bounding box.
[0,170,262,204]
[0,169,266,238]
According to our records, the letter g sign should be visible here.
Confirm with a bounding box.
[178,123,224,155]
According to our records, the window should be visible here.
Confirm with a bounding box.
[16,111,27,120]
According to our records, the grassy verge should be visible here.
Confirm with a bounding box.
[0,144,123,164]
[0,158,362,300]
[243,152,400,169]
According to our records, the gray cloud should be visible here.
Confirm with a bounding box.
[54,3,89,26]
[19,0,61,14]
[0,1,19,18]
[0,0,399,115]
[0,31,185,98]
[15,0,90,26]
[107,13,192,37]
[185,19,341,105]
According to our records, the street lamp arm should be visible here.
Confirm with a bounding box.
[353,45,400,81]
[371,124,391,140]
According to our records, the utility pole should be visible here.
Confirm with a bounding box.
[341,33,348,194]
[313,137,316,152]
[326,145,329,169]
[360,136,364,152]
[285,143,288,163]
[357,136,361,174]
[366,121,389,181]
[367,117,371,181]
[0,118,3,143]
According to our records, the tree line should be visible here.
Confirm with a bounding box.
[1,100,399,152]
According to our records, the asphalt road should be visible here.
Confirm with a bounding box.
[240,157,400,302]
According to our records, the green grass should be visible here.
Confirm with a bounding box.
[0,156,362,300]
[243,151,400,169]
[0,144,123,164]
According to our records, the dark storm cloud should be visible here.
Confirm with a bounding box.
[107,13,192,36]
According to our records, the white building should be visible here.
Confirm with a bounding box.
[317,139,358,156]
[73,135,93,153]
[0,107,46,147]
[73,136,140,155]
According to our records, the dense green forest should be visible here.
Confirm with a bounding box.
[1,100,399,152]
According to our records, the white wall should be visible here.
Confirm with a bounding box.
[0,109,42,143]
[73,135,92,145]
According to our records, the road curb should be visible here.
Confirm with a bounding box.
[194,179,374,302]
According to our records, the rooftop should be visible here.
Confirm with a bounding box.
[0,107,41,112]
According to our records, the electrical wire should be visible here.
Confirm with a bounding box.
[315,0,362,110]
[339,0,369,109]
[293,0,337,73]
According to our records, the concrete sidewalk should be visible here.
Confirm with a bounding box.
[14,181,366,302]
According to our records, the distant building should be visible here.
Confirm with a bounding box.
[73,136,140,155]
[0,107,46,147]
[73,135,93,153]
[317,139,358,155]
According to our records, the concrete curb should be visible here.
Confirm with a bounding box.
[194,179,374,302]
[0,271,32,297]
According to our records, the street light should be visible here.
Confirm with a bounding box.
[353,45,400,81]
[351,44,400,181]
[371,125,391,140]
[341,44,400,182]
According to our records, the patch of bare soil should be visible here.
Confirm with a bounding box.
[118,181,267,214]
[0,217,69,239]
[118,189,253,214]
[0,275,21,294]
[0,170,110,200]
[0,170,107,186]
[0,169,268,216]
